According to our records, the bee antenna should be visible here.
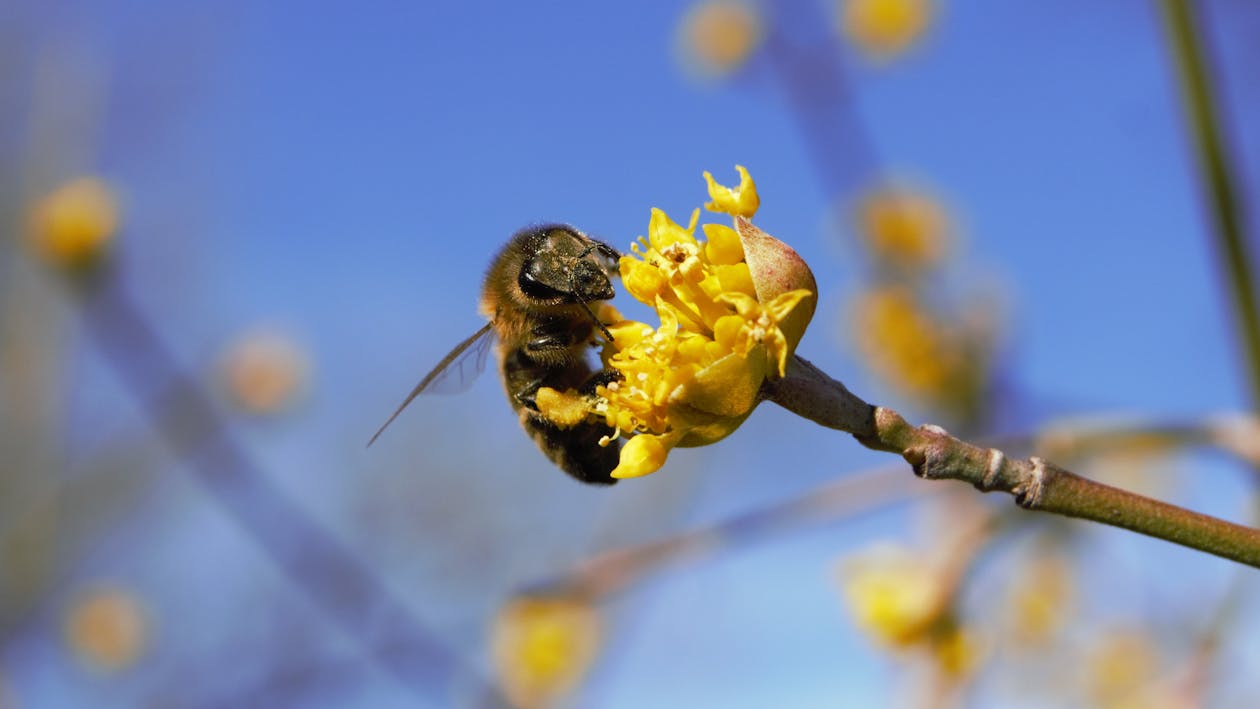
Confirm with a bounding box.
[568,263,615,343]
[579,298,614,342]
[572,238,619,342]
[576,241,622,262]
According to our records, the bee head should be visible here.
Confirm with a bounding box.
[568,256,616,302]
[518,226,619,305]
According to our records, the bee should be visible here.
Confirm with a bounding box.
[369,224,623,485]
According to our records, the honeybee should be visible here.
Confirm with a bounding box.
[369,224,623,485]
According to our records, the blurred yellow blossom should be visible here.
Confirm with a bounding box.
[27,177,119,273]
[850,284,989,421]
[839,544,982,679]
[678,1,762,78]
[1006,554,1074,646]
[840,0,934,60]
[63,585,148,672]
[219,329,311,415]
[930,622,980,677]
[1088,630,1163,709]
[856,186,950,271]
[492,595,602,709]
[536,167,816,479]
[838,544,946,648]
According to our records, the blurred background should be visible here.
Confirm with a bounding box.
[3,0,1260,706]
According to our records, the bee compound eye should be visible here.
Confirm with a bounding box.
[519,258,567,300]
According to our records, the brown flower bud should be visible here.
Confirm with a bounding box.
[736,216,818,349]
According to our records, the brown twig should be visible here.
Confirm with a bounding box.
[766,356,1260,569]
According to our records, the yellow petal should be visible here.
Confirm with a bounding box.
[713,262,757,299]
[675,335,711,367]
[620,257,667,302]
[764,328,790,377]
[675,349,767,418]
[648,207,700,251]
[605,319,651,349]
[713,290,759,318]
[701,223,746,265]
[766,288,813,322]
[703,165,760,218]
[712,314,746,353]
[611,433,677,479]
[675,407,752,447]
[765,287,816,364]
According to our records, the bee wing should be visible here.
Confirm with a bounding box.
[367,322,495,446]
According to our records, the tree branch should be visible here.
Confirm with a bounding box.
[765,356,1260,569]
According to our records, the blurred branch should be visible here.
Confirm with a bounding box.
[558,464,925,599]
[0,248,63,628]
[767,356,1260,569]
[1031,411,1260,465]
[66,264,499,703]
[1160,0,1260,408]
[759,0,881,196]
[1158,0,1260,690]
[0,430,165,620]
[181,651,369,709]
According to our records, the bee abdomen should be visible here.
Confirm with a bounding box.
[521,413,620,485]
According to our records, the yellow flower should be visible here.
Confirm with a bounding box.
[538,167,815,479]
[28,177,119,273]
[1087,630,1162,709]
[1006,554,1074,646]
[491,595,602,709]
[838,544,945,648]
[852,285,951,396]
[857,185,949,271]
[930,622,981,678]
[64,585,149,672]
[219,329,311,415]
[849,284,989,422]
[840,0,933,60]
[677,1,763,78]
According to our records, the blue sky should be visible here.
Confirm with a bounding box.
[6,0,1260,707]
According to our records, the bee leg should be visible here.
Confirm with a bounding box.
[580,368,623,395]
[525,319,574,354]
[514,378,546,411]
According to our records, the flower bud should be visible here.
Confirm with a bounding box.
[736,216,817,356]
